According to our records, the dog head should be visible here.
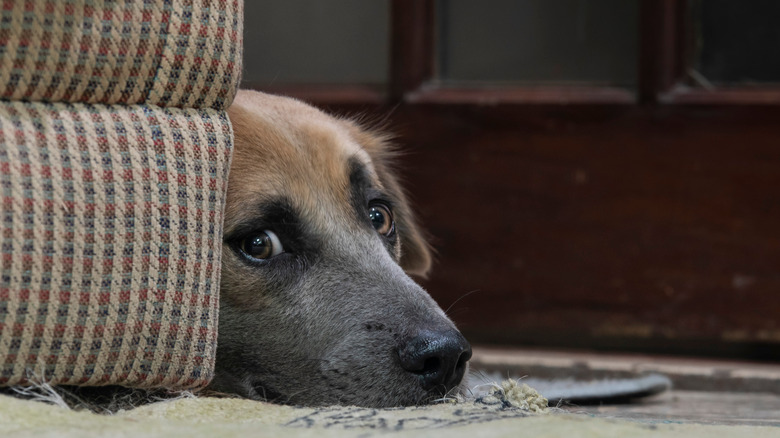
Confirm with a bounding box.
[210,90,471,407]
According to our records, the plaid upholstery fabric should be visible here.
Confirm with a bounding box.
[0,101,232,389]
[0,0,243,110]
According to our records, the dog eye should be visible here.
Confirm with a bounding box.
[240,230,284,260]
[368,204,395,237]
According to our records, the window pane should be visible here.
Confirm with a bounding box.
[242,1,389,85]
[437,0,638,86]
[690,0,780,86]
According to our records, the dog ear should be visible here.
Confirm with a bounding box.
[379,162,433,278]
[350,125,433,277]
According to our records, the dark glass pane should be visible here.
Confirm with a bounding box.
[242,1,389,85]
[437,0,638,86]
[691,0,780,86]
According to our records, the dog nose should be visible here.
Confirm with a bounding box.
[398,330,472,393]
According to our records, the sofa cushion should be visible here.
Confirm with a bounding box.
[0,0,243,110]
[0,101,232,389]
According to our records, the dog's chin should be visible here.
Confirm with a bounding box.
[246,373,468,408]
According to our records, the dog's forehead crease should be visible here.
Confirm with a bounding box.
[225,91,383,235]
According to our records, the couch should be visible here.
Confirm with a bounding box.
[0,0,243,390]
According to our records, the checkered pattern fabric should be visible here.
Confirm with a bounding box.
[0,0,242,389]
[0,0,243,110]
[0,101,232,388]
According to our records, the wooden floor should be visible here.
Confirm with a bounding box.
[471,346,780,426]
[566,390,780,426]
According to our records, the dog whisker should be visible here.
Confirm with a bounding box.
[444,289,481,316]
[445,307,471,320]
[414,391,430,406]
[445,382,466,399]
[281,386,314,404]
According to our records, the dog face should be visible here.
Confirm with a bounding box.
[209,90,471,407]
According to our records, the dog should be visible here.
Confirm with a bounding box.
[207,90,472,407]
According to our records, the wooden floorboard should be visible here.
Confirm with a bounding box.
[566,390,780,426]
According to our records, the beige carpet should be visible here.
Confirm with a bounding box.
[2,383,778,438]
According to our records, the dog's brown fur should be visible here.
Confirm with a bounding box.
[209,90,470,407]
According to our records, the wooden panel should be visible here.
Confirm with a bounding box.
[406,86,635,105]
[243,84,386,105]
[638,0,684,102]
[389,0,435,100]
[323,102,780,359]
[661,86,780,105]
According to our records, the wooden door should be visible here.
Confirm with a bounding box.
[243,0,780,360]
